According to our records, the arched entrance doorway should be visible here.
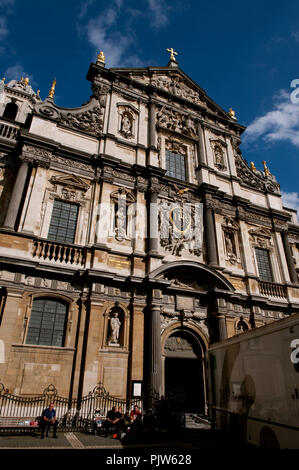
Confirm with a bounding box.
[145,261,235,404]
[163,330,206,413]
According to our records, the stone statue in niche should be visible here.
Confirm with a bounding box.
[236,317,248,332]
[120,112,132,137]
[109,311,122,345]
[225,232,234,255]
[214,145,225,169]
[115,205,126,241]
[224,231,238,264]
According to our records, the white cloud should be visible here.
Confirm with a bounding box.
[281,191,299,214]
[0,16,8,40]
[0,0,16,51]
[147,0,169,29]
[243,89,299,148]
[4,64,34,84]
[78,0,170,68]
[0,0,15,7]
[77,0,95,20]
[83,0,145,67]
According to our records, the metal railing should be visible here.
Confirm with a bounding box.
[258,280,287,298]
[32,239,86,266]
[0,382,143,432]
[0,122,19,141]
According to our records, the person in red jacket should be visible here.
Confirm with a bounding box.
[130,405,141,423]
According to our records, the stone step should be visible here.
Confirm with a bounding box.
[184,413,211,430]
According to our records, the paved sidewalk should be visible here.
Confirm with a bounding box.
[0,427,248,450]
[0,429,259,468]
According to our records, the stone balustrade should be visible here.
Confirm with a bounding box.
[32,239,86,266]
[258,280,287,298]
[0,121,19,141]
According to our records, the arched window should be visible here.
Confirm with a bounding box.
[3,102,18,121]
[26,298,68,347]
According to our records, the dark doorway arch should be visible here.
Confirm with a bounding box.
[164,330,205,413]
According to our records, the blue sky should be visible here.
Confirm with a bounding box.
[1,0,299,213]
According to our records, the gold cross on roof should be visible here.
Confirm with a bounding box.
[167,47,178,61]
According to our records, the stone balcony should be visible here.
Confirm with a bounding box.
[32,239,86,266]
[0,120,19,142]
[258,280,287,299]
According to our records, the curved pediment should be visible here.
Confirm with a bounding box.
[34,96,104,137]
[233,143,280,194]
[148,260,235,292]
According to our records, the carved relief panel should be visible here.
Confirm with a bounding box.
[159,196,203,257]
[156,105,198,139]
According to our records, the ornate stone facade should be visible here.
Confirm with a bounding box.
[0,55,298,410]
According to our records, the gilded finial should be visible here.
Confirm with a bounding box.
[167,47,178,62]
[97,51,106,65]
[23,77,29,85]
[1,77,5,82]
[250,161,257,172]
[228,108,237,120]
[48,78,56,99]
[36,90,40,98]
[262,160,270,177]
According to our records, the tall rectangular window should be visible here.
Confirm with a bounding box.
[26,299,67,347]
[48,200,79,244]
[255,247,273,282]
[166,151,186,181]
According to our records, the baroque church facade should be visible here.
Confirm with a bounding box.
[0,51,298,412]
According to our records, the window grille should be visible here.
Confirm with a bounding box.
[255,247,273,282]
[26,298,68,347]
[48,200,79,244]
[165,151,186,181]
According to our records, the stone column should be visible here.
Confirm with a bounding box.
[217,315,227,341]
[197,122,206,165]
[148,305,162,398]
[204,202,218,267]
[148,191,159,254]
[3,161,29,230]
[149,101,156,148]
[282,231,298,284]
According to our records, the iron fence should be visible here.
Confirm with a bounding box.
[0,382,143,432]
